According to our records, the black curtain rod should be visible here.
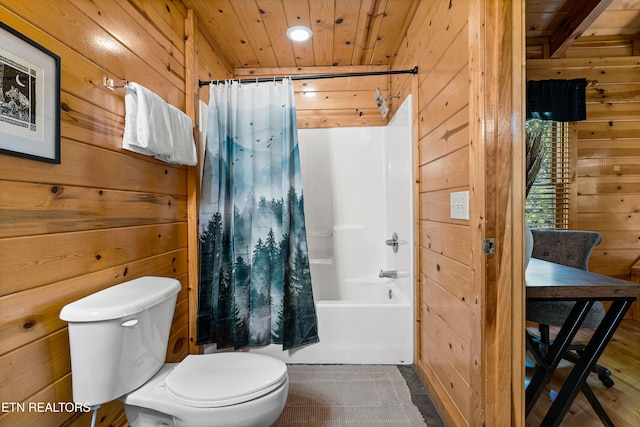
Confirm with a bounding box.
[198,66,418,87]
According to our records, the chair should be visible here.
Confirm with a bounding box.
[526,229,614,387]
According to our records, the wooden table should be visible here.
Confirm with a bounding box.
[525,258,640,427]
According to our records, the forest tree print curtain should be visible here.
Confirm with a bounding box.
[197,78,319,350]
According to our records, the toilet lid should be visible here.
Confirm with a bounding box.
[164,353,288,408]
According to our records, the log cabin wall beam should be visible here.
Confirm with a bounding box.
[549,0,613,58]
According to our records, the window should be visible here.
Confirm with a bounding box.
[525,120,575,229]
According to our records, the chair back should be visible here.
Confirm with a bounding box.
[527,229,605,328]
[531,229,602,271]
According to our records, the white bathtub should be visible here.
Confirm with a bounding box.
[251,96,415,365]
[251,277,413,365]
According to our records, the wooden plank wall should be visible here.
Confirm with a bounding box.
[390,1,476,426]
[527,37,640,279]
[0,2,229,426]
[391,1,525,426]
[233,66,391,128]
[527,36,640,319]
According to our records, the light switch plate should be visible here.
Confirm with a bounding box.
[450,191,469,220]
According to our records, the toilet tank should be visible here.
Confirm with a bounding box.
[59,277,182,406]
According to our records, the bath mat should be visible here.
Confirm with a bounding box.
[273,365,428,426]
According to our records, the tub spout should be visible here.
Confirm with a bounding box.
[379,270,397,279]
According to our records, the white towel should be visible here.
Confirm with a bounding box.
[155,102,198,166]
[123,83,197,166]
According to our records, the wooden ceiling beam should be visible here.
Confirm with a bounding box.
[549,0,613,58]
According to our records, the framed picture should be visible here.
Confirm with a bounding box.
[0,22,60,164]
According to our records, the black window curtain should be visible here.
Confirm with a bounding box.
[526,79,587,122]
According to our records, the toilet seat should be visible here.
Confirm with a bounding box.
[164,353,288,408]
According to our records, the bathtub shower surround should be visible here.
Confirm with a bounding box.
[198,78,319,351]
[253,96,414,364]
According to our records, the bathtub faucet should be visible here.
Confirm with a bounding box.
[379,270,397,279]
[385,232,399,253]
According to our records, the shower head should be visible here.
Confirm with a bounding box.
[375,89,402,119]
[375,88,389,119]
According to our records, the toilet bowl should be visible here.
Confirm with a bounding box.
[59,277,289,427]
[123,353,289,427]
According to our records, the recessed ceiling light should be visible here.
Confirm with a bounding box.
[287,26,313,42]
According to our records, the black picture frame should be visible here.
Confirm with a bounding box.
[0,21,61,164]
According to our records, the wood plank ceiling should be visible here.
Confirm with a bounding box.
[180,0,420,69]
[180,0,640,72]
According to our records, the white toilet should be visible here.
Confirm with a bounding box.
[59,276,289,427]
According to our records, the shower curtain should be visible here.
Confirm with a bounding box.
[197,78,319,350]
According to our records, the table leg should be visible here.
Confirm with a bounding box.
[581,382,614,427]
[540,299,633,427]
[526,301,594,415]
